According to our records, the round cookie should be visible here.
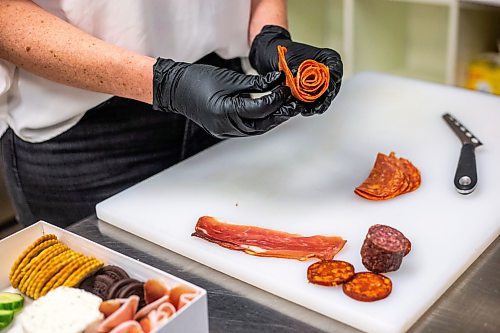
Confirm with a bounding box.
[97,266,129,282]
[79,273,98,295]
[107,278,141,300]
[117,281,145,308]
[92,274,115,299]
[117,281,144,298]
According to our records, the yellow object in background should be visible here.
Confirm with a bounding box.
[466,53,500,96]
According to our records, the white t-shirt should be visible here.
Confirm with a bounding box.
[0,0,251,142]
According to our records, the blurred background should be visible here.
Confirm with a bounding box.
[1,0,499,235]
[287,0,500,89]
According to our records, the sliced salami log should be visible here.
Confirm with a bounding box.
[361,224,411,273]
[277,45,329,103]
[192,216,346,261]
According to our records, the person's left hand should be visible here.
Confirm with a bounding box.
[249,25,343,116]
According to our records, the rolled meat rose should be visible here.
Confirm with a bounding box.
[277,45,330,103]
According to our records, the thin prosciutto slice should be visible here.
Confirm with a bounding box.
[192,216,346,261]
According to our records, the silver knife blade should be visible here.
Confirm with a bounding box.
[442,113,483,147]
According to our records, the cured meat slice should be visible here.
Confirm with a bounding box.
[144,279,170,305]
[388,152,410,194]
[361,224,411,273]
[169,284,197,310]
[192,216,346,261]
[342,272,392,302]
[277,45,329,103]
[355,153,406,200]
[98,295,139,333]
[307,260,355,286]
[134,295,170,320]
[355,152,421,200]
[109,320,143,333]
[397,156,421,193]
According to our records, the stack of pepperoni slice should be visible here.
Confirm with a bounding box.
[355,152,421,200]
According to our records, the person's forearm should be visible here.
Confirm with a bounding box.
[249,0,288,45]
[0,0,155,104]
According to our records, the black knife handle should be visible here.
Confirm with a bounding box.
[454,143,478,195]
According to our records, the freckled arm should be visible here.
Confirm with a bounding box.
[0,0,156,104]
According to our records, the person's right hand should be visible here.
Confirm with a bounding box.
[152,58,299,138]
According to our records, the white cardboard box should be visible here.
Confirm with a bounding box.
[0,221,209,333]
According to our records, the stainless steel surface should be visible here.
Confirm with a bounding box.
[68,216,500,333]
[442,113,483,147]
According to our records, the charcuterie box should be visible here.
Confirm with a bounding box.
[0,221,209,333]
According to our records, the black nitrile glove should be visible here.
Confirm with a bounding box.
[249,25,343,116]
[152,58,299,138]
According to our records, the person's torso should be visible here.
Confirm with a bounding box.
[0,0,251,142]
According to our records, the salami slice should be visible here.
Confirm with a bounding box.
[398,156,421,192]
[307,260,355,286]
[388,152,410,194]
[354,153,406,200]
[355,152,421,200]
[361,224,411,273]
[342,272,392,302]
[192,216,346,261]
[277,45,329,103]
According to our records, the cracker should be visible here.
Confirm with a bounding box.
[63,258,104,288]
[40,255,91,297]
[18,243,69,293]
[9,234,57,282]
[10,238,59,288]
[27,250,79,299]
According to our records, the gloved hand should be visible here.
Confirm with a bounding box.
[249,25,343,116]
[152,58,299,138]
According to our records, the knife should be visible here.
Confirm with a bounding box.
[442,113,483,195]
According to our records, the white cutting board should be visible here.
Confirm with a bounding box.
[96,72,500,333]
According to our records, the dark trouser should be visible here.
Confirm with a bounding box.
[0,53,240,228]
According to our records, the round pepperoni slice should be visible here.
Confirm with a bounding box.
[307,260,355,287]
[342,272,392,302]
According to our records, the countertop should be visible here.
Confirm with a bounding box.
[67,215,499,333]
